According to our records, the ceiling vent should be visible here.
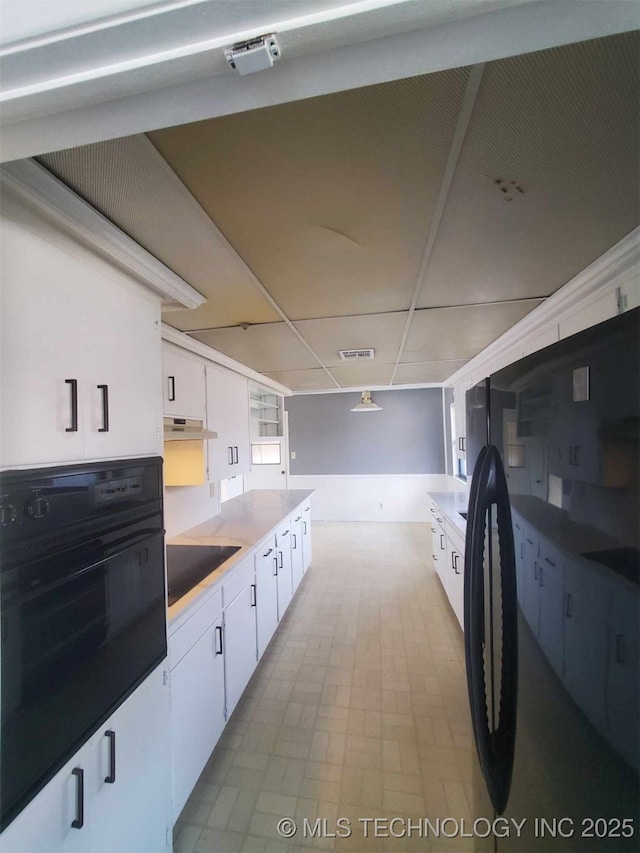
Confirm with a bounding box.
[338,348,375,361]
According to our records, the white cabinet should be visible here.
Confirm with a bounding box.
[162,342,206,420]
[453,385,467,478]
[536,539,564,678]
[564,557,607,731]
[169,591,225,823]
[1,218,162,468]
[206,364,250,479]
[90,665,171,853]
[275,522,293,619]
[255,538,279,659]
[522,529,539,632]
[445,525,465,630]
[223,561,257,718]
[290,511,304,591]
[301,501,312,571]
[1,666,171,853]
[606,579,639,771]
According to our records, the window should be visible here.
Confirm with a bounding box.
[251,442,281,465]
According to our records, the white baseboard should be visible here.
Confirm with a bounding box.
[288,474,465,522]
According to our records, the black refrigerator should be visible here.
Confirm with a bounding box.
[464,307,639,852]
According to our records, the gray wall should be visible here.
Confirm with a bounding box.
[286,389,445,475]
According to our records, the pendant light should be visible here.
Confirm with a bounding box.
[350,390,383,412]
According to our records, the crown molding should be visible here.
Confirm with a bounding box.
[292,383,443,395]
[161,323,293,396]
[446,226,640,388]
[0,158,206,310]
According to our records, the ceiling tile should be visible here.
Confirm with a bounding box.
[293,312,407,366]
[262,368,335,391]
[393,360,468,384]
[417,31,640,309]
[38,135,280,328]
[189,323,318,373]
[328,361,394,388]
[402,301,542,363]
[149,66,470,320]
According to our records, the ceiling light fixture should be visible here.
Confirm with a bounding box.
[350,390,383,412]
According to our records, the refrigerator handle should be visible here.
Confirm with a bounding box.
[464,443,518,817]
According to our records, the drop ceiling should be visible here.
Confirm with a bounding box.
[37,29,640,392]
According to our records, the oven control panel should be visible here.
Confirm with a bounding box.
[94,476,143,505]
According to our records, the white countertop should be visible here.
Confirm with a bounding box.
[429,490,469,538]
[167,489,313,625]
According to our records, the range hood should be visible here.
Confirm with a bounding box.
[163,417,218,441]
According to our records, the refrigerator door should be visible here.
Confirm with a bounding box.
[485,308,639,852]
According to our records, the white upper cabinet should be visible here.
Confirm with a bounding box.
[162,342,206,420]
[1,211,162,469]
[206,363,250,479]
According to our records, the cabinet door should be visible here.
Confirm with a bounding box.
[275,527,293,619]
[83,278,162,461]
[223,583,258,719]
[606,580,639,771]
[522,531,539,633]
[0,741,92,853]
[255,542,279,659]
[446,533,464,630]
[1,217,84,467]
[537,541,564,677]
[163,343,206,420]
[206,365,250,479]
[170,620,225,823]
[301,502,312,571]
[290,512,304,591]
[91,665,171,853]
[512,515,525,608]
[564,557,607,730]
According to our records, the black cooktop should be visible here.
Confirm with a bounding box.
[166,544,241,605]
[580,547,640,586]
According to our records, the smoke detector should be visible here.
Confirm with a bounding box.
[338,348,375,361]
[224,35,281,76]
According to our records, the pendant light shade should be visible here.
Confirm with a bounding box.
[350,390,383,412]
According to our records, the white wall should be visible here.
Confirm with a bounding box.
[164,483,220,539]
[288,474,464,522]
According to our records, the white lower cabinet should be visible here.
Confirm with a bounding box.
[301,502,312,570]
[223,561,258,719]
[255,538,279,660]
[536,539,564,678]
[169,591,225,823]
[1,665,171,853]
[606,578,640,771]
[445,526,465,630]
[275,523,293,619]
[290,512,304,591]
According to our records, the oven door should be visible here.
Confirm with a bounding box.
[1,524,167,830]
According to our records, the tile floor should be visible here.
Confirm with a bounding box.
[174,522,475,853]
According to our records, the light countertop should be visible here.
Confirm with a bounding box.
[167,489,313,625]
[429,490,469,538]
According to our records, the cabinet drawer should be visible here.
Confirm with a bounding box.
[255,536,277,569]
[222,559,253,608]
[275,521,292,548]
[170,590,222,669]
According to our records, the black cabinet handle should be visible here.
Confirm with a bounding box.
[453,553,460,575]
[168,375,176,402]
[304,506,310,511]
[459,437,466,451]
[565,593,573,618]
[293,533,297,550]
[65,379,78,432]
[273,556,278,576]
[534,562,538,580]
[526,537,533,545]
[615,634,626,664]
[295,516,301,522]
[263,548,273,557]
[251,584,256,607]
[303,521,307,534]
[539,565,544,587]
[465,444,518,817]
[544,557,555,567]
[233,446,239,464]
[71,768,84,829]
[228,446,234,465]
[104,730,116,783]
[430,508,436,515]
[440,533,445,550]
[215,625,223,655]
[278,551,283,569]
[433,553,438,562]
[97,384,109,432]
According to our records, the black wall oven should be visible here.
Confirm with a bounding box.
[0,457,167,831]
